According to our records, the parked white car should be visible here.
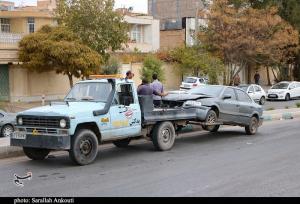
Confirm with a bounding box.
[180,77,208,90]
[239,84,267,105]
[267,81,300,101]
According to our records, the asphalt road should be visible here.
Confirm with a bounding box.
[0,119,300,197]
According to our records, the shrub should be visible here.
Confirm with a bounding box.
[140,55,165,82]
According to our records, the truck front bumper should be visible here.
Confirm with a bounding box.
[11,128,71,150]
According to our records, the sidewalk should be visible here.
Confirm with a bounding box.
[0,107,299,160]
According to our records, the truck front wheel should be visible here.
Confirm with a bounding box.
[69,129,98,166]
[23,147,50,160]
[152,122,176,151]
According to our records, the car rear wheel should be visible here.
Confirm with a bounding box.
[152,122,176,151]
[245,117,259,135]
[285,93,290,101]
[113,138,131,148]
[69,129,98,166]
[202,110,220,132]
[23,147,50,160]
[1,124,14,137]
[259,96,266,105]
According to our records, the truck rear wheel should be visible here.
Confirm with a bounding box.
[69,129,98,166]
[23,147,50,160]
[113,138,131,148]
[202,110,220,132]
[152,122,176,151]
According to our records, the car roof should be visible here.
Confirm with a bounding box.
[76,79,134,85]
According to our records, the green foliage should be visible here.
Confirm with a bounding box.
[101,56,121,75]
[140,55,165,82]
[296,102,300,108]
[56,0,129,61]
[170,46,224,84]
[19,25,102,87]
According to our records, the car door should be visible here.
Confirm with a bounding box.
[247,85,256,101]
[236,89,255,125]
[106,83,142,140]
[254,85,264,101]
[288,83,297,98]
[218,87,240,123]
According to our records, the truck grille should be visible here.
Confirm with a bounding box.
[26,128,58,134]
[20,116,69,128]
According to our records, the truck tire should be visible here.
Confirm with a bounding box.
[113,138,131,148]
[23,147,50,160]
[245,117,259,135]
[202,110,220,132]
[69,129,98,166]
[152,122,176,151]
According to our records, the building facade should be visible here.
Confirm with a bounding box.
[0,1,166,102]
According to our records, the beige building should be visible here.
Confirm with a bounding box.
[0,1,180,103]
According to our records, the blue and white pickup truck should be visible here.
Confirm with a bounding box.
[10,75,262,165]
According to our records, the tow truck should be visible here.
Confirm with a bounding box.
[10,75,232,165]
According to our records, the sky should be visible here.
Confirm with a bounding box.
[9,0,148,13]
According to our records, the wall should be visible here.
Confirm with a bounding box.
[160,29,185,50]
[121,62,181,91]
[9,65,79,102]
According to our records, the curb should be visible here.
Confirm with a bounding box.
[263,111,300,121]
[0,146,24,159]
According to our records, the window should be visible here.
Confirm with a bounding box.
[130,25,142,43]
[254,86,262,92]
[223,88,237,100]
[114,84,135,106]
[248,86,255,93]
[28,17,35,33]
[236,90,252,103]
[0,18,10,33]
[0,113,4,118]
[289,83,296,89]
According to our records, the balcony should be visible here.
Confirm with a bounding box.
[0,33,23,63]
[0,32,23,49]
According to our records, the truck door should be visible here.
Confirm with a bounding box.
[106,83,141,139]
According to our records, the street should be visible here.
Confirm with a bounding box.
[0,119,300,197]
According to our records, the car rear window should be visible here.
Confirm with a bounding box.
[184,78,197,83]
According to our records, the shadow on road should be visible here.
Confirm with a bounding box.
[19,129,255,168]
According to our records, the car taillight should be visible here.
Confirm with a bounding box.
[193,84,197,87]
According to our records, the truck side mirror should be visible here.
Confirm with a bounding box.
[223,94,232,100]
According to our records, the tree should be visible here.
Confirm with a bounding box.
[101,56,121,75]
[56,0,129,61]
[19,25,102,88]
[199,0,299,85]
[140,55,165,82]
[169,46,224,84]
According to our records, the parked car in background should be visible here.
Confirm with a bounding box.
[180,77,208,90]
[238,84,267,105]
[163,85,263,135]
[267,81,300,101]
[0,110,16,137]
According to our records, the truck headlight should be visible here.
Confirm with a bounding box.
[60,119,67,128]
[18,117,23,125]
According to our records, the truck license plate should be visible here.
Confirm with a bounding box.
[12,132,26,140]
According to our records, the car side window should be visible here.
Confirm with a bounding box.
[0,113,4,118]
[236,90,252,103]
[249,86,255,93]
[289,83,296,89]
[254,86,261,92]
[223,88,237,100]
[114,84,135,106]
[199,78,204,83]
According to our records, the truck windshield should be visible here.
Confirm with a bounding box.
[65,82,112,102]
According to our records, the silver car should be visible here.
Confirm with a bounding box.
[0,110,16,137]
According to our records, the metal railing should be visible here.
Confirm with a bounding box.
[0,32,23,48]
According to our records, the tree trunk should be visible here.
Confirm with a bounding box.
[67,73,73,88]
[266,67,271,86]
[271,68,278,83]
